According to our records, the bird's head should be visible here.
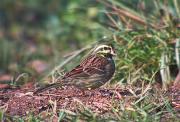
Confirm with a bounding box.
[93,45,116,57]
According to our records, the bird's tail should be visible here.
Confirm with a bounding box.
[33,82,63,95]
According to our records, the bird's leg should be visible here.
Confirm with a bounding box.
[85,88,96,97]
[81,90,86,96]
[78,88,95,97]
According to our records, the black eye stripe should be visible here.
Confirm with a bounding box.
[104,47,108,50]
[104,47,111,50]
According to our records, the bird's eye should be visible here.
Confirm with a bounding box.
[104,47,108,50]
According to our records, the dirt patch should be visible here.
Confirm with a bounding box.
[0,83,179,119]
[0,85,133,117]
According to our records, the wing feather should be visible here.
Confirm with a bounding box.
[63,54,108,79]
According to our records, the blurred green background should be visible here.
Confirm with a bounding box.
[0,0,106,81]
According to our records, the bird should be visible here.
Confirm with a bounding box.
[34,44,116,94]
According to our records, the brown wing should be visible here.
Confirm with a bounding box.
[63,54,109,79]
[34,55,111,93]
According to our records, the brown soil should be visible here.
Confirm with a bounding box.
[0,84,133,117]
[0,83,179,119]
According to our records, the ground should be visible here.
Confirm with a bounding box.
[0,82,179,121]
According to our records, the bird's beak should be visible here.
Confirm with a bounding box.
[111,49,117,56]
